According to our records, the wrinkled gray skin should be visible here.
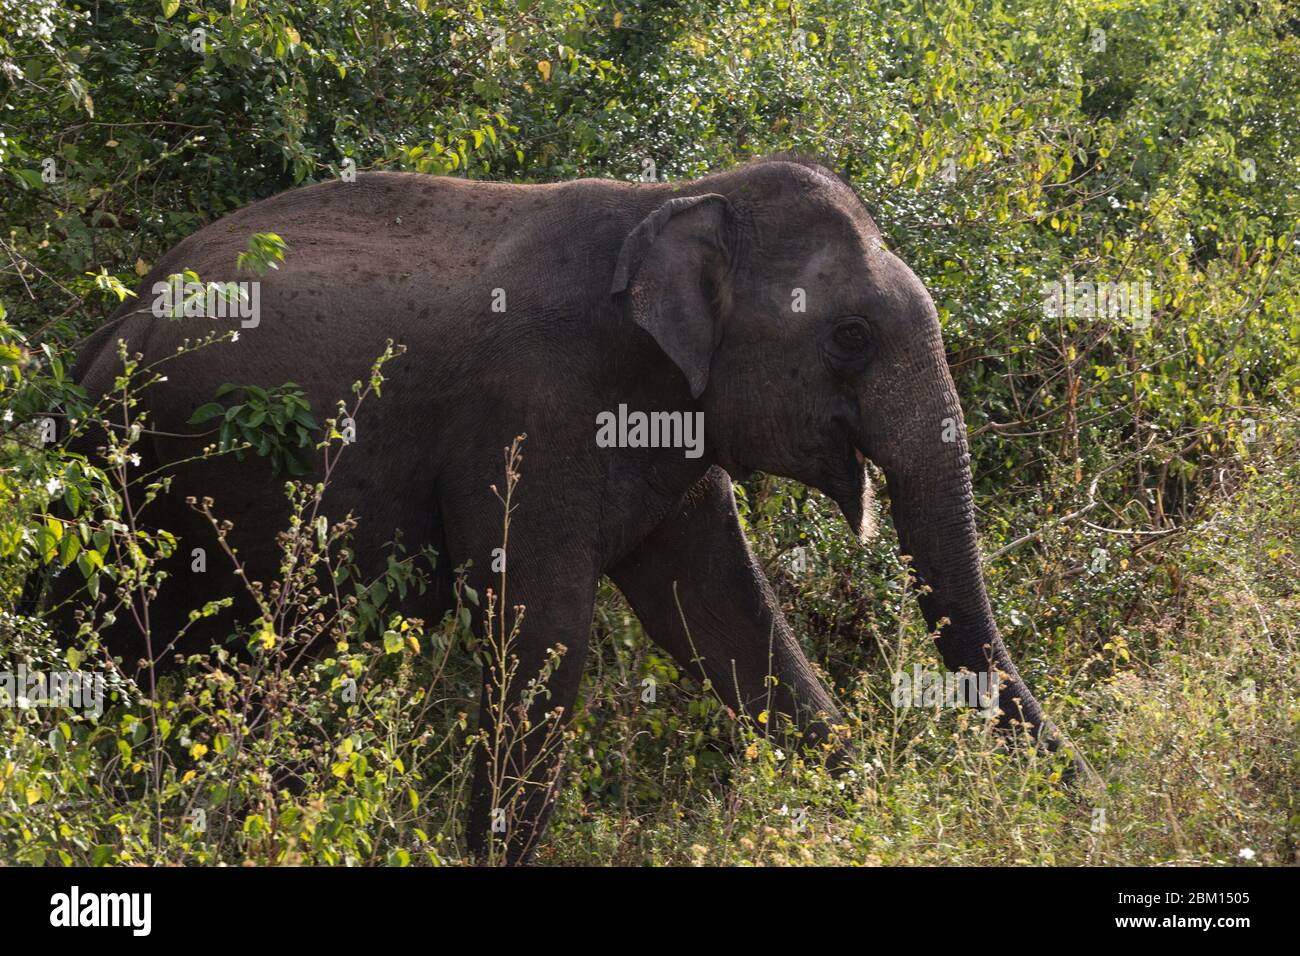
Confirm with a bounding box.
[66,158,1053,862]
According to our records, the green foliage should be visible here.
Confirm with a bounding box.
[235,233,288,276]
[186,381,317,476]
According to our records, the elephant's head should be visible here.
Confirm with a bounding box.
[612,158,1049,736]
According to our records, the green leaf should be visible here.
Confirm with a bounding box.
[59,532,80,566]
[187,402,224,425]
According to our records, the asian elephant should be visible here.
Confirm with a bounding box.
[63,157,1056,862]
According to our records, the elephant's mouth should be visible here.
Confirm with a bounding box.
[822,419,876,543]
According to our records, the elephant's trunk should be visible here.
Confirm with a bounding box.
[870,334,1048,737]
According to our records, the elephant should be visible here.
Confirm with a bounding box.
[60,157,1057,862]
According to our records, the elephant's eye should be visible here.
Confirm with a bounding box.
[832,320,870,352]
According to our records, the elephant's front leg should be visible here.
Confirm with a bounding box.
[609,466,841,752]
[461,543,598,865]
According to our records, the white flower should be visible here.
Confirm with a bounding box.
[1239,848,1256,861]
[44,476,63,495]
[231,331,240,342]
[128,453,141,467]
[2,409,12,423]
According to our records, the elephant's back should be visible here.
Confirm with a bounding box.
[139,173,548,295]
[74,176,512,374]
[73,171,658,411]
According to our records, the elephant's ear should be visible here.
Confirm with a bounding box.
[611,193,735,399]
